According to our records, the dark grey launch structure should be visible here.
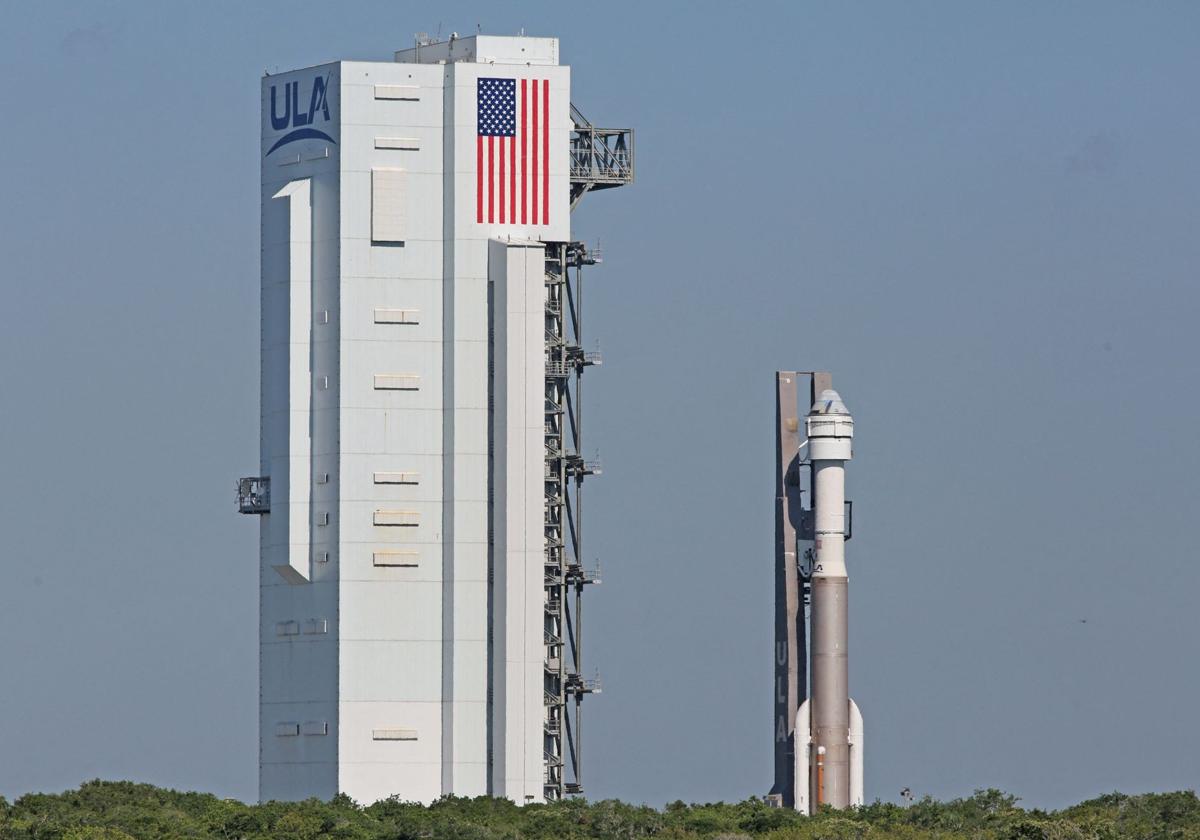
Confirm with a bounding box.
[540,111,634,800]
[770,371,830,808]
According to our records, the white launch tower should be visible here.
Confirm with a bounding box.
[239,34,632,805]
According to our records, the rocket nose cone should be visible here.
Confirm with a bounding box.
[810,389,850,416]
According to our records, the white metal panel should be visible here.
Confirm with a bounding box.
[373,374,420,391]
[487,238,547,802]
[341,641,440,701]
[271,178,313,585]
[340,62,444,132]
[341,453,441,501]
[337,409,443,456]
[372,550,420,567]
[374,510,419,526]
[353,512,435,542]
[341,238,443,282]
[374,85,420,100]
[373,471,420,485]
[345,169,444,246]
[345,501,439,539]
[335,546,436,582]
[339,700,440,768]
[348,283,435,344]
[371,168,407,242]
[345,342,442,409]
[338,581,441,641]
[373,308,420,324]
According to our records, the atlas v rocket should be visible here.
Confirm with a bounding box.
[771,372,863,812]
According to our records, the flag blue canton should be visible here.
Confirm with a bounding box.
[477,78,516,137]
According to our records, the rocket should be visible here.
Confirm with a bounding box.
[796,388,863,812]
[772,374,863,813]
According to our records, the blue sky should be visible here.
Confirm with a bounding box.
[1,0,1197,808]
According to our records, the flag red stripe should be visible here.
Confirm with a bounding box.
[509,124,515,222]
[542,79,549,226]
[531,80,538,225]
[476,135,483,223]
[488,135,495,223]
[499,136,505,223]
[520,79,527,224]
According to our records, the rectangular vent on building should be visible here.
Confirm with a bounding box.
[276,722,300,737]
[316,472,329,485]
[314,549,329,563]
[316,512,329,526]
[301,721,328,736]
[278,154,301,166]
[317,309,329,324]
[375,137,421,151]
[371,168,406,242]
[275,621,299,637]
[374,374,419,391]
[374,510,419,527]
[373,471,419,485]
[373,550,419,567]
[303,618,328,635]
[374,85,419,101]
[372,728,418,741]
[373,308,420,325]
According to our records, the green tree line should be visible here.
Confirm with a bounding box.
[1,781,1197,840]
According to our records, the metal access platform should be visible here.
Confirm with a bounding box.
[237,476,270,514]
[569,105,634,209]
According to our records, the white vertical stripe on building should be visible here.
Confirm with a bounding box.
[272,178,312,584]
[488,237,547,801]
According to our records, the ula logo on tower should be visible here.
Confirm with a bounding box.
[266,73,335,156]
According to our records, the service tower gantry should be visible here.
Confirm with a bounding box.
[542,107,634,799]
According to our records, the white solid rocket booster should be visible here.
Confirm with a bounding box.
[795,389,863,812]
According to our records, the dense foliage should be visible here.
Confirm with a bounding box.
[1,782,1197,840]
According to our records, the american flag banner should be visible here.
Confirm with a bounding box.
[477,77,550,226]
